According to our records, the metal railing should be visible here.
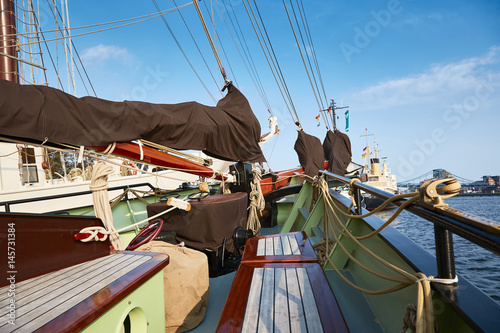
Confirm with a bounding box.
[321,170,500,280]
[0,182,157,213]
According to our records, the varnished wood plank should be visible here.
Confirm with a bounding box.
[286,268,307,332]
[282,235,292,255]
[217,264,254,332]
[274,236,283,256]
[0,254,125,308]
[274,267,290,333]
[257,238,265,256]
[0,252,169,333]
[288,235,300,255]
[306,264,349,333]
[258,268,274,333]
[241,268,264,333]
[296,267,324,333]
[11,254,134,316]
[265,237,274,256]
[3,255,149,332]
[241,232,318,264]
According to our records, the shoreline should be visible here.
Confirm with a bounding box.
[457,192,500,197]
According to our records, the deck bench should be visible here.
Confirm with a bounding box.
[0,251,169,332]
[217,232,348,333]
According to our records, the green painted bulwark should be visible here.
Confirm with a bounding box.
[82,271,166,333]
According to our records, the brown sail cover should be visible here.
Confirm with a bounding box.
[323,129,352,175]
[0,79,265,162]
[294,130,324,177]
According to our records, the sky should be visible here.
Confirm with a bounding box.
[29,0,500,182]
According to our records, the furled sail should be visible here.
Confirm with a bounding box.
[294,129,324,177]
[323,129,352,175]
[0,79,265,163]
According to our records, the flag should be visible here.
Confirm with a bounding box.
[327,107,332,113]
[345,110,349,132]
[315,115,320,121]
[363,146,368,152]
[317,122,321,127]
[362,153,367,158]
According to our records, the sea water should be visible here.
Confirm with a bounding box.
[376,196,500,304]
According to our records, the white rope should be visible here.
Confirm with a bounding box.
[89,161,123,250]
[246,166,265,235]
[78,205,178,243]
[415,275,458,285]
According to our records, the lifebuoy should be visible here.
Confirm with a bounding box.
[120,160,138,176]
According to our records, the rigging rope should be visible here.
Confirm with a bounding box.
[151,0,217,103]
[192,0,227,84]
[7,2,193,48]
[242,0,300,125]
[171,0,222,97]
[222,0,272,112]
[282,0,326,129]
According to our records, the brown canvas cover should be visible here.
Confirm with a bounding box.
[135,241,209,332]
[323,129,352,175]
[294,130,324,178]
[146,192,248,252]
[0,79,265,163]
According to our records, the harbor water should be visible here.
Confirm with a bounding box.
[376,195,500,304]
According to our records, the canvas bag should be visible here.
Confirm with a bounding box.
[135,241,209,332]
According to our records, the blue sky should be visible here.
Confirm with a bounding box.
[34,0,500,181]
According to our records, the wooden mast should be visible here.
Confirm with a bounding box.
[0,0,17,83]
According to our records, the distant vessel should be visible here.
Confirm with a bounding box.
[359,130,398,210]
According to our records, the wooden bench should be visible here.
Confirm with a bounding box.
[241,231,318,263]
[0,213,169,332]
[217,233,349,333]
[0,251,168,332]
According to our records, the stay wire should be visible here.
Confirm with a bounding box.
[251,0,299,122]
[298,0,328,107]
[152,0,217,103]
[217,0,271,111]
[47,0,97,96]
[244,0,299,124]
[224,0,272,113]
[282,0,327,129]
[171,0,221,97]
[289,0,324,111]
[192,0,227,83]
[201,0,238,87]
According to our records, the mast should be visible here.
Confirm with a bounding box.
[0,0,18,82]
[360,128,374,174]
[327,98,348,130]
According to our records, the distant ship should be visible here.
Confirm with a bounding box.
[359,131,398,210]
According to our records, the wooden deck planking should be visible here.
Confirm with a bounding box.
[274,268,290,333]
[297,267,324,333]
[257,268,275,333]
[241,268,263,333]
[0,253,151,332]
[286,268,308,332]
[0,254,117,305]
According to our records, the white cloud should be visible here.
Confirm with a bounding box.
[81,44,135,67]
[350,46,500,111]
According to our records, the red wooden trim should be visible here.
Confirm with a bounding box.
[306,264,349,333]
[241,231,318,264]
[216,264,254,333]
[93,143,227,180]
[36,251,169,333]
[260,161,328,195]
